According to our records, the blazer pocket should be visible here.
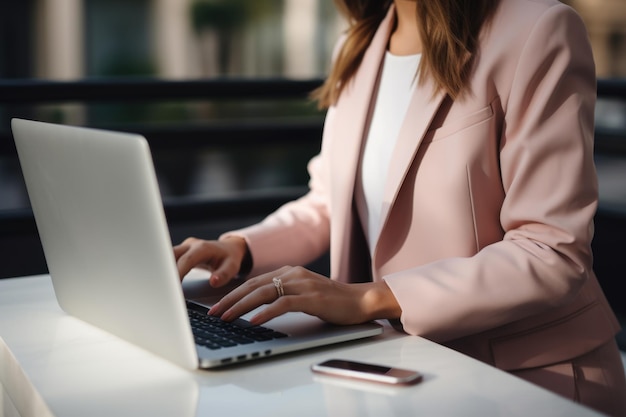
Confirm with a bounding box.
[426,101,495,143]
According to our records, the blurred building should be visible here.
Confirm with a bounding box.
[2,0,344,82]
[2,0,625,81]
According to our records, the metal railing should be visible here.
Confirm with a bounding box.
[1,77,624,153]
[2,76,622,101]
[0,78,323,103]
[0,78,325,155]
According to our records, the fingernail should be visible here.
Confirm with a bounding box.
[220,310,233,322]
[208,303,220,315]
[210,274,220,286]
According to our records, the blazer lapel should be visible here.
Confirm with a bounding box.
[374,70,447,263]
[330,8,395,200]
[329,5,447,278]
[329,7,396,279]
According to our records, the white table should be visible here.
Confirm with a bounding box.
[0,275,604,417]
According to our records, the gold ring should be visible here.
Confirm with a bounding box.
[272,277,284,298]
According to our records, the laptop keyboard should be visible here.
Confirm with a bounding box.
[188,308,288,350]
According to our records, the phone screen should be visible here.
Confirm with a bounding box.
[312,359,422,385]
[322,359,393,374]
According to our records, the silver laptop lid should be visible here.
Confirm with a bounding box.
[11,118,198,369]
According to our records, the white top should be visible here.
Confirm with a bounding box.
[360,51,421,253]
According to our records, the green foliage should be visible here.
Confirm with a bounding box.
[190,0,284,32]
[190,0,249,32]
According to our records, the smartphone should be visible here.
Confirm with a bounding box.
[311,359,423,385]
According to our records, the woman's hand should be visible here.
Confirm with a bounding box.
[208,265,402,326]
[174,236,248,287]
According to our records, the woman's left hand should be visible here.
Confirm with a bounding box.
[208,265,401,326]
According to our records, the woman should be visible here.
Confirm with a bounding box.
[175,0,626,414]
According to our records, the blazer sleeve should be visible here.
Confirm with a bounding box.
[220,109,336,277]
[221,35,349,276]
[383,4,599,341]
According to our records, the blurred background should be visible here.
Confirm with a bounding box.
[0,0,625,297]
[0,0,346,209]
[0,0,625,208]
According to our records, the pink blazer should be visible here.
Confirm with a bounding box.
[228,0,620,371]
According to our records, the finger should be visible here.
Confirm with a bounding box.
[175,250,199,279]
[251,275,344,325]
[208,278,261,316]
[220,283,279,322]
[176,243,216,279]
[249,296,297,325]
[210,275,274,317]
[210,266,294,316]
[173,237,197,256]
[173,238,199,277]
[209,258,241,288]
[172,244,187,259]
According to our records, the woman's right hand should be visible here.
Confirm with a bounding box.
[173,236,248,287]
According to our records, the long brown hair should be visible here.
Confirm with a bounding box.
[312,0,499,108]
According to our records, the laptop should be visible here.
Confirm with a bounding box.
[11,118,382,370]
